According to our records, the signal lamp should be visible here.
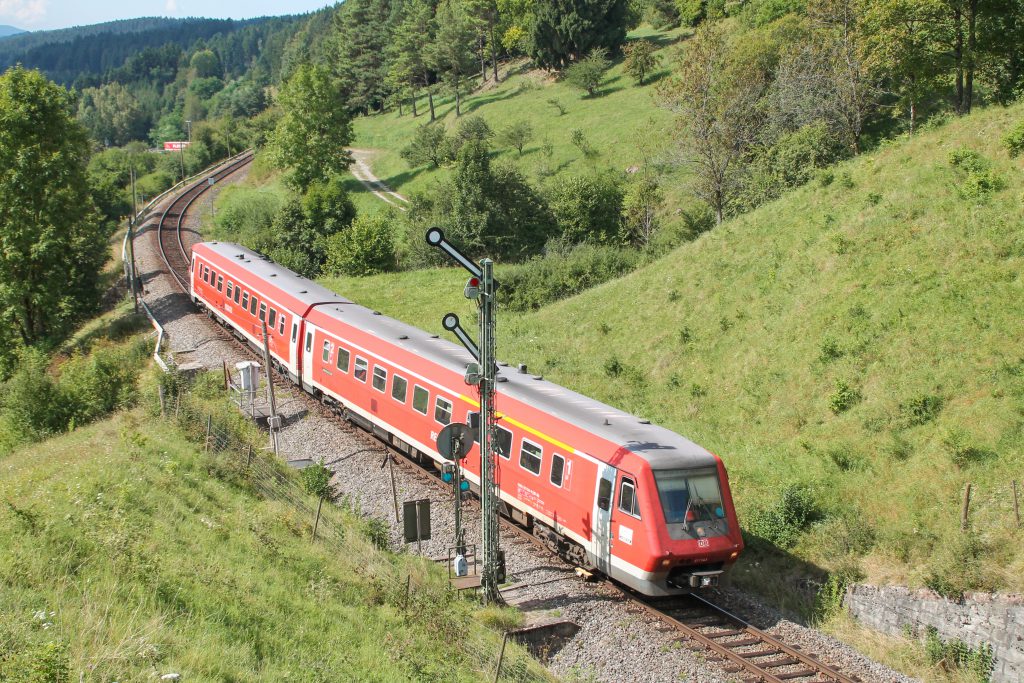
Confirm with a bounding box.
[460,481,470,491]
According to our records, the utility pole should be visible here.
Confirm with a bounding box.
[427,228,502,604]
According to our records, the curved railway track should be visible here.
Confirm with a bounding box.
[151,162,865,683]
[157,152,254,291]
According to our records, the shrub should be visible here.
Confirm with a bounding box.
[407,140,557,263]
[745,484,823,548]
[818,336,842,362]
[675,0,704,25]
[564,49,611,97]
[948,147,1006,200]
[498,242,642,311]
[569,128,595,157]
[622,174,664,246]
[301,462,335,499]
[740,122,848,211]
[498,121,533,155]
[212,185,284,253]
[899,393,943,426]
[604,356,624,377]
[813,563,864,622]
[546,171,625,243]
[923,627,994,680]
[545,97,566,116]
[1003,118,1024,158]
[400,124,450,168]
[323,211,398,277]
[829,379,860,413]
[623,40,661,85]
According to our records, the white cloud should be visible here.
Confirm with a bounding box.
[0,0,47,25]
[165,0,178,13]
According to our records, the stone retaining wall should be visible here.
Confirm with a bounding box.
[844,584,1023,683]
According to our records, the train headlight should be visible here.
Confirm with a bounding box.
[700,576,714,587]
[660,558,671,568]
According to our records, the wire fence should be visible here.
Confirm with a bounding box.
[154,384,555,683]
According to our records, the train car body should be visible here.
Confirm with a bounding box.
[190,242,744,595]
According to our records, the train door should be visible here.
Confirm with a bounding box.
[302,324,315,387]
[289,320,300,383]
[592,464,617,575]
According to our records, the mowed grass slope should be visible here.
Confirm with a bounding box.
[349,27,687,211]
[325,103,1024,593]
[0,408,542,681]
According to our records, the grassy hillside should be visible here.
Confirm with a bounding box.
[348,27,688,213]
[324,102,1024,598]
[0,404,544,681]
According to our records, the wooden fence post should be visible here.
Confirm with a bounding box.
[961,483,972,531]
[312,497,323,542]
[158,385,165,417]
[205,415,213,453]
[1013,480,1020,529]
[493,632,509,683]
[245,444,253,469]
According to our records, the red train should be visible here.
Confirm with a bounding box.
[189,241,744,595]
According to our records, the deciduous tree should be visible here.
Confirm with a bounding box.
[623,39,660,85]
[269,64,354,190]
[0,67,107,352]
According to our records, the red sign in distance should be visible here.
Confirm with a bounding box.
[163,141,191,151]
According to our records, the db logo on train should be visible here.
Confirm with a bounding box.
[697,538,710,548]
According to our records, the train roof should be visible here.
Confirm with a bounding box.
[199,241,717,471]
[197,241,351,309]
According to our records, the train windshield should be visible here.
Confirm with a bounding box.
[654,468,729,538]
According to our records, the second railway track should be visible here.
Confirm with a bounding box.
[148,160,870,683]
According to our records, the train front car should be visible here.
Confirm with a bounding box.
[599,431,743,596]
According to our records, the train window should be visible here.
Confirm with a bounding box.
[322,340,331,362]
[519,440,542,475]
[268,308,277,328]
[305,331,312,353]
[201,266,208,283]
[279,315,286,335]
[494,426,512,460]
[412,386,429,414]
[550,454,565,487]
[354,357,368,382]
[233,285,241,303]
[216,275,223,292]
[598,479,612,511]
[391,375,407,403]
[249,296,258,316]
[434,397,452,425]
[226,281,233,299]
[618,478,640,519]
[292,323,298,343]
[468,412,480,443]
[241,292,249,310]
[336,347,350,372]
[258,302,266,322]
[372,366,387,392]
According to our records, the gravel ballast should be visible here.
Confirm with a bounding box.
[132,162,917,683]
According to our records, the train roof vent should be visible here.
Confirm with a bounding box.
[235,253,244,259]
[604,418,611,426]
[430,334,440,339]
[270,273,277,277]
[496,375,508,383]
[532,374,543,381]
[518,364,528,374]
[398,335,409,340]
[299,290,307,293]
[498,361,509,367]
[638,418,651,425]
[373,311,382,316]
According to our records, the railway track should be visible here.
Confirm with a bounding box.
[634,593,860,683]
[157,152,254,291]
[149,164,865,683]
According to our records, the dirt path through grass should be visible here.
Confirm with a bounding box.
[349,148,409,210]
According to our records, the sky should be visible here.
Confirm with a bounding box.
[0,0,336,31]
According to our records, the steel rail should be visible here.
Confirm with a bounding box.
[156,152,254,291]
[630,593,860,683]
